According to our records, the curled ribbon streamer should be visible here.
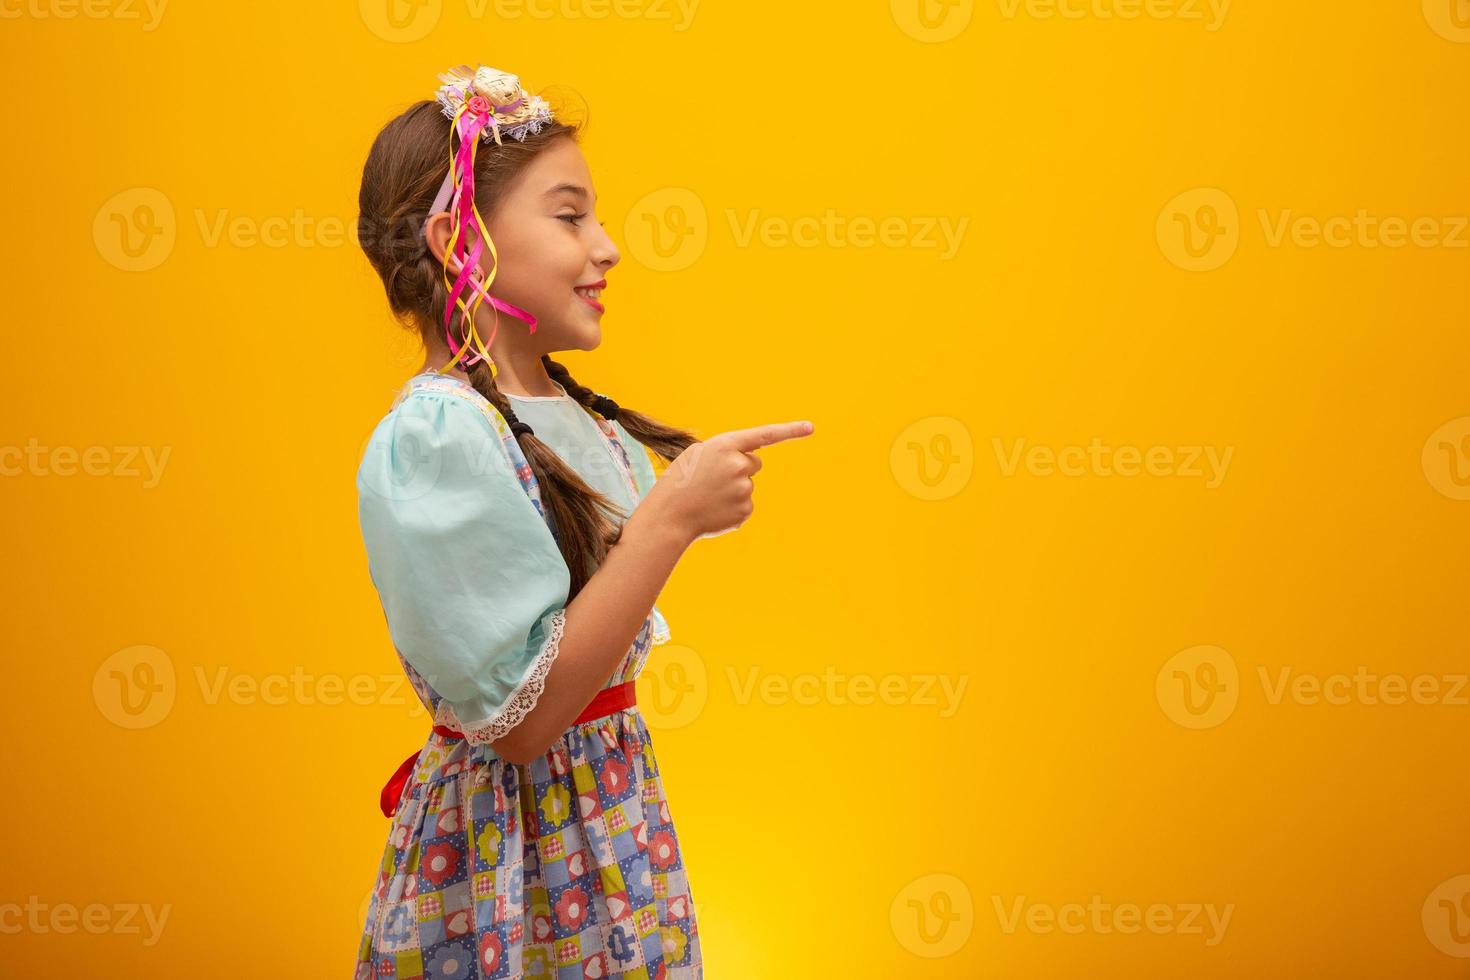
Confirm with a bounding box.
[438,91,540,379]
[442,100,496,374]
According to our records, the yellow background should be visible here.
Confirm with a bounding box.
[4,0,1469,976]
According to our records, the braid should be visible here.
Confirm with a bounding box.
[542,356,699,464]
[463,358,626,599]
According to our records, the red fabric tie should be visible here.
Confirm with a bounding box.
[379,681,638,818]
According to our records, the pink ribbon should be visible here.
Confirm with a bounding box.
[438,90,539,373]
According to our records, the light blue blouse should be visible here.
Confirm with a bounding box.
[501,378,659,527]
[355,373,667,744]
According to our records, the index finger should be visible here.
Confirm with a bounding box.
[715,421,815,453]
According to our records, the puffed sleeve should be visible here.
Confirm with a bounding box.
[357,391,571,744]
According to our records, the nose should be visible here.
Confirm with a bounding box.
[590,221,620,271]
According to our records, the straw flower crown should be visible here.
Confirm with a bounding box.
[433,65,554,146]
[425,65,557,376]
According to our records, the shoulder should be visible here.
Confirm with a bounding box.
[391,380,514,439]
[357,386,520,504]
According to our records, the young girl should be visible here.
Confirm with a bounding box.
[351,65,812,979]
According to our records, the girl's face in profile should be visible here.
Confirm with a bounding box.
[480,136,620,354]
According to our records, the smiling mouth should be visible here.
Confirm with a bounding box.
[573,285,604,313]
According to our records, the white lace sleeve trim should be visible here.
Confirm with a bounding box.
[649,605,671,646]
[436,608,566,745]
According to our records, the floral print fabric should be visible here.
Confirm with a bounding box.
[354,374,700,978]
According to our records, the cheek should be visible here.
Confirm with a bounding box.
[491,230,584,299]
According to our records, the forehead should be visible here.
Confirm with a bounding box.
[511,138,596,204]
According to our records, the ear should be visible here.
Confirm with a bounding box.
[423,212,483,278]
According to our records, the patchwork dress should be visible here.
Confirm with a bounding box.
[353,372,701,979]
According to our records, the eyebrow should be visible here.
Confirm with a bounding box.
[543,182,595,202]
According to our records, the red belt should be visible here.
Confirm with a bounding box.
[379,680,637,818]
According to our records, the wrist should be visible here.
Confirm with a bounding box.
[622,502,693,559]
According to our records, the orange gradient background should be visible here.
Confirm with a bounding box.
[3,0,1469,976]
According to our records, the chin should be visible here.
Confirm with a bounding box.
[540,329,602,354]
[565,318,603,351]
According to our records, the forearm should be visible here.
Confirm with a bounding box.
[490,504,690,763]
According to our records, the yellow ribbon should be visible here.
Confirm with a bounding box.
[438,101,509,383]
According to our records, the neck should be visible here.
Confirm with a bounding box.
[484,348,561,397]
[418,331,561,397]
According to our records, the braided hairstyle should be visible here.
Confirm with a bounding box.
[358,99,698,598]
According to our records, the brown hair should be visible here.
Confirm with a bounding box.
[357,99,697,598]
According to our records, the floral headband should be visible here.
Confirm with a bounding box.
[424,65,555,376]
